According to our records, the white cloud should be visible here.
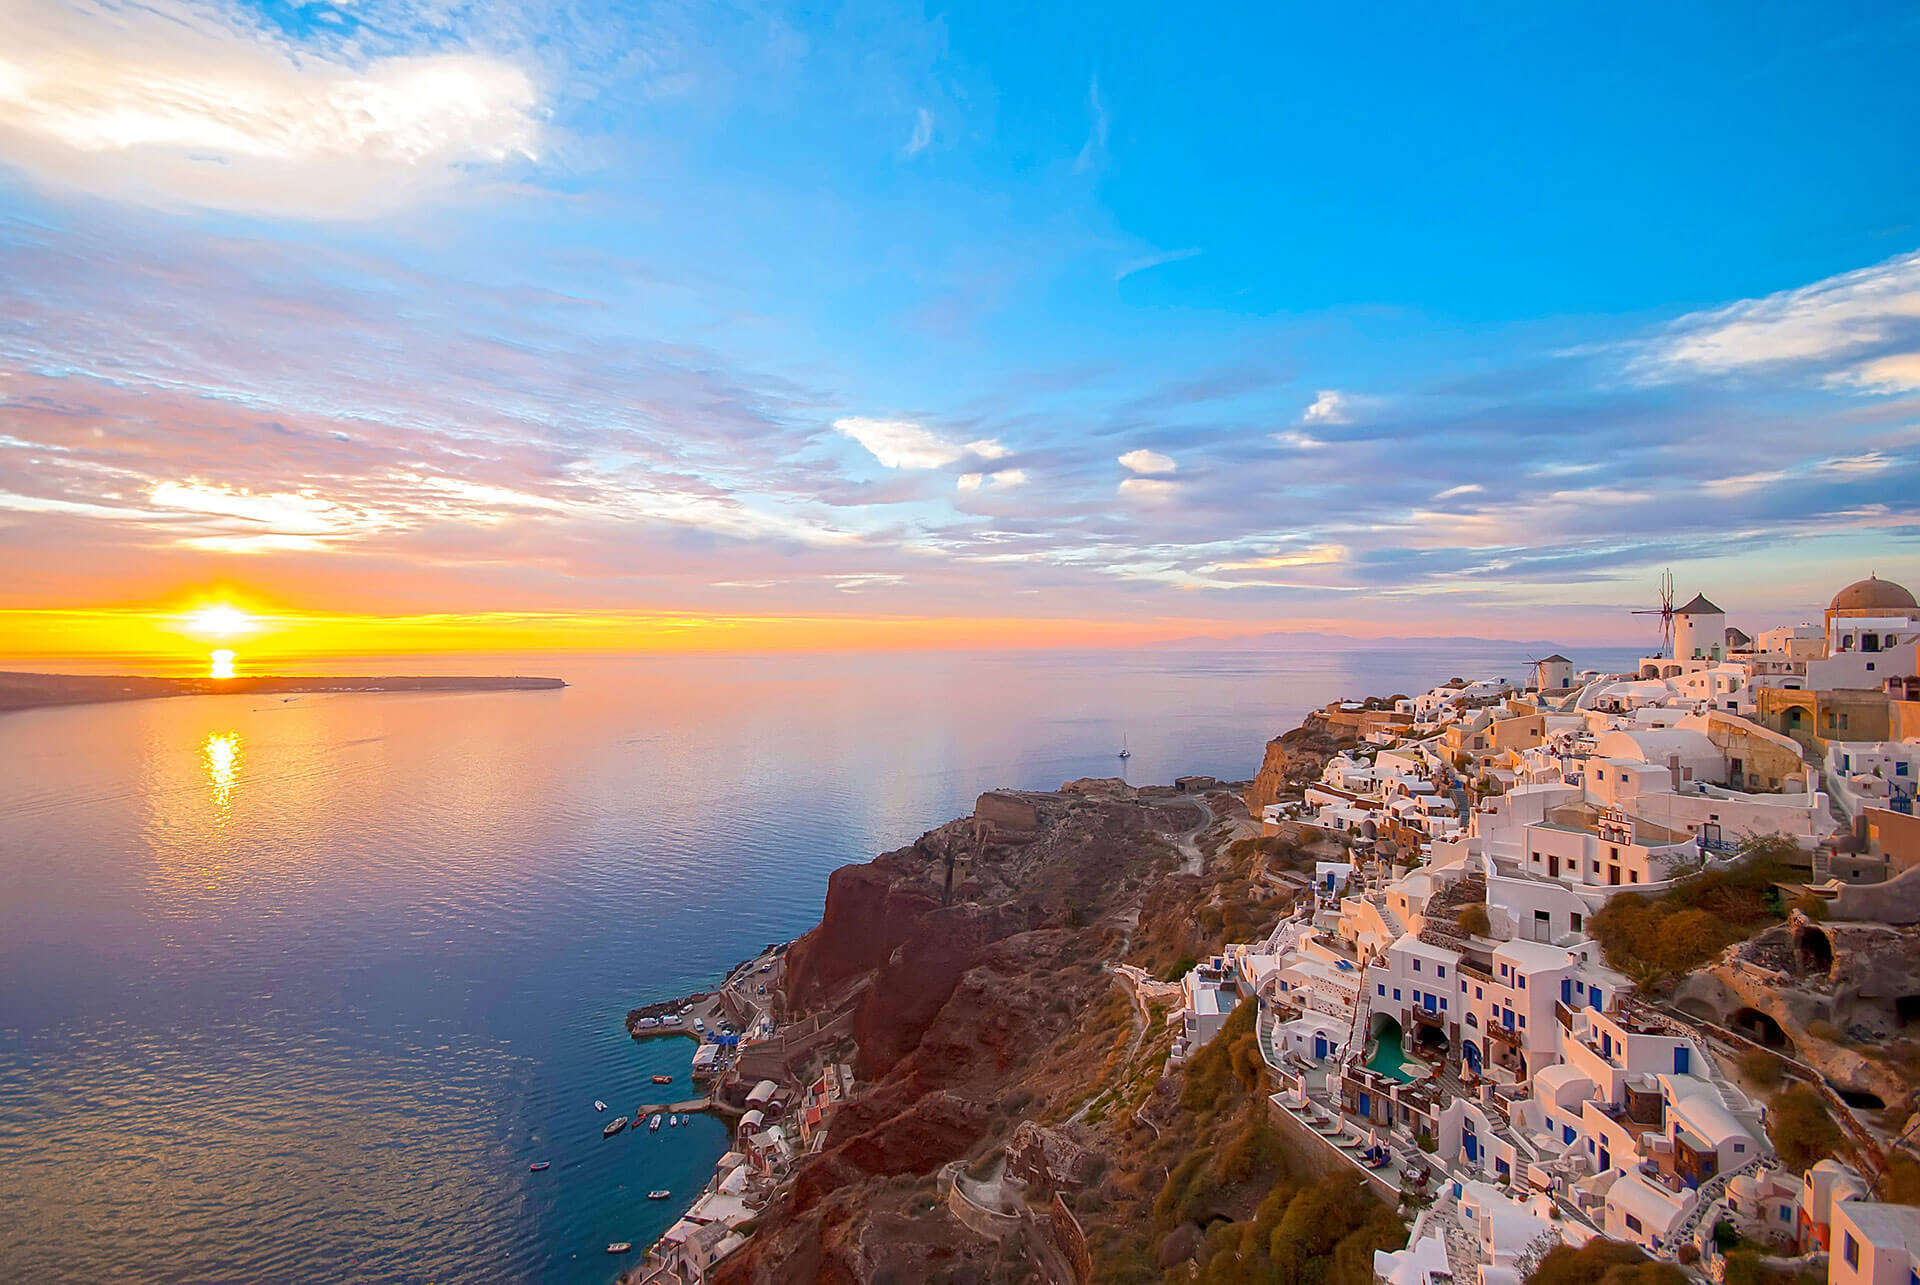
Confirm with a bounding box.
[1837,352,1920,393]
[0,0,544,217]
[1204,543,1347,572]
[1118,448,1176,475]
[1433,484,1482,500]
[1301,390,1353,424]
[1271,429,1325,450]
[1701,470,1788,497]
[1115,247,1201,281]
[1818,451,1894,475]
[901,107,933,158]
[148,479,365,536]
[1118,477,1177,502]
[1073,74,1107,174]
[833,416,1005,469]
[1634,249,1920,383]
[957,468,1026,492]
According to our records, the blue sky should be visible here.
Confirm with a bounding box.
[2,0,1919,647]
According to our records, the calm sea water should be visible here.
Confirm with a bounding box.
[0,646,1636,1283]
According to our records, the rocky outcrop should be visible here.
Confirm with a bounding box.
[1243,714,1358,814]
[1673,916,1920,1108]
[714,788,1192,1285]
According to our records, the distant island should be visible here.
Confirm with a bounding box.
[0,671,567,713]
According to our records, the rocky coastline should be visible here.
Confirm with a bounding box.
[620,760,1387,1284]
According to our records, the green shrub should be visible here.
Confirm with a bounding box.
[1527,1237,1688,1285]
[1457,904,1491,937]
[1767,1086,1843,1173]
[1739,1049,1785,1089]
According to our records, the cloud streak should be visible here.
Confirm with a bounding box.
[0,0,544,217]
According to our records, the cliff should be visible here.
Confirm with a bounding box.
[1241,714,1358,815]
[713,779,1349,1284]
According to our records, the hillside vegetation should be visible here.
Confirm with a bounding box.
[1589,838,1796,987]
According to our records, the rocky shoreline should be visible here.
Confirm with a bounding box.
[615,770,1343,1284]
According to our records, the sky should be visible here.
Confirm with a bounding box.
[3,0,1920,664]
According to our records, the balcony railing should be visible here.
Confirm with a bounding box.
[1487,1023,1524,1046]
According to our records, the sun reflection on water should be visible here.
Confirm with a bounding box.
[203,733,241,821]
[210,649,236,679]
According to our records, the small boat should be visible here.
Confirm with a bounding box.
[594,1100,607,1112]
[607,1242,632,1254]
[1118,732,1131,760]
[648,1189,671,1200]
[669,1115,681,1127]
[648,1114,662,1132]
[603,1116,627,1137]
[529,1161,550,1172]
[652,1074,673,1084]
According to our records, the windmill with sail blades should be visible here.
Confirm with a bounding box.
[1632,568,1677,659]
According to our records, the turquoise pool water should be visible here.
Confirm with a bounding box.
[1366,1034,1417,1083]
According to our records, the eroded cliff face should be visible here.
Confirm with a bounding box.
[1242,715,1357,815]
[714,788,1189,1284]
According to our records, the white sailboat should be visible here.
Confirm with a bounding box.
[1118,732,1130,760]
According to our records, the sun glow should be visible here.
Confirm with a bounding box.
[185,604,256,639]
[209,649,236,679]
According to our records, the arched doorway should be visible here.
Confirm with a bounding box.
[1730,1007,1792,1050]
[1796,926,1833,976]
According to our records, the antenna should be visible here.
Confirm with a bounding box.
[1630,569,1676,657]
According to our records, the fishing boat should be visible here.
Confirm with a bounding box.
[607,1242,632,1254]
[648,1114,663,1132]
[529,1161,550,1172]
[602,1116,627,1137]
[647,1189,671,1200]
[652,1074,673,1084]
[593,1100,607,1112]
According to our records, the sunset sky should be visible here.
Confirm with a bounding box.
[3,1,1920,664]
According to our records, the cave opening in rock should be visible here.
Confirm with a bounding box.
[1897,995,1920,1027]
[1838,1089,1886,1110]
[1797,926,1833,976]
[1730,1007,1792,1050]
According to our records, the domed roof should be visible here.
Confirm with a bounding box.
[1830,574,1917,613]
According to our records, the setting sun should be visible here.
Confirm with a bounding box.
[184,604,256,639]
[209,649,236,679]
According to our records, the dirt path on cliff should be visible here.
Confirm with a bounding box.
[1169,796,1212,874]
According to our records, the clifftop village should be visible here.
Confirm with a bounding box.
[631,574,1920,1285]
[1211,574,1920,1285]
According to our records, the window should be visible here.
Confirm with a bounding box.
[1630,871,1640,884]
[1476,986,1483,1000]
[1378,985,1386,997]
[1519,976,1528,990]
[1413,959,1422,973]
[1844,1233,1859,1269]
[1393,989,1401,1001]
[1734,1142,1745,1154]
[1438,965,1447,979]
[1571,912,1583,931]
[1440,998,1447,1011]
[1626,1214,1643,1233]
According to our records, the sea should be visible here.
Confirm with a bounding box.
[0,644,1639,1283]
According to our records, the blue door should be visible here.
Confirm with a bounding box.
[1358,1091,1372,1119]
[1674,1047,1690,1075]
[1314,1035,1328,1059]
[1464,1129,1478,1163]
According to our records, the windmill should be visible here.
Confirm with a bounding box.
[1631,568,1676,657]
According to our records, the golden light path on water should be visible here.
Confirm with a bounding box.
[203,732,240,822]
[209,649,236,679]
